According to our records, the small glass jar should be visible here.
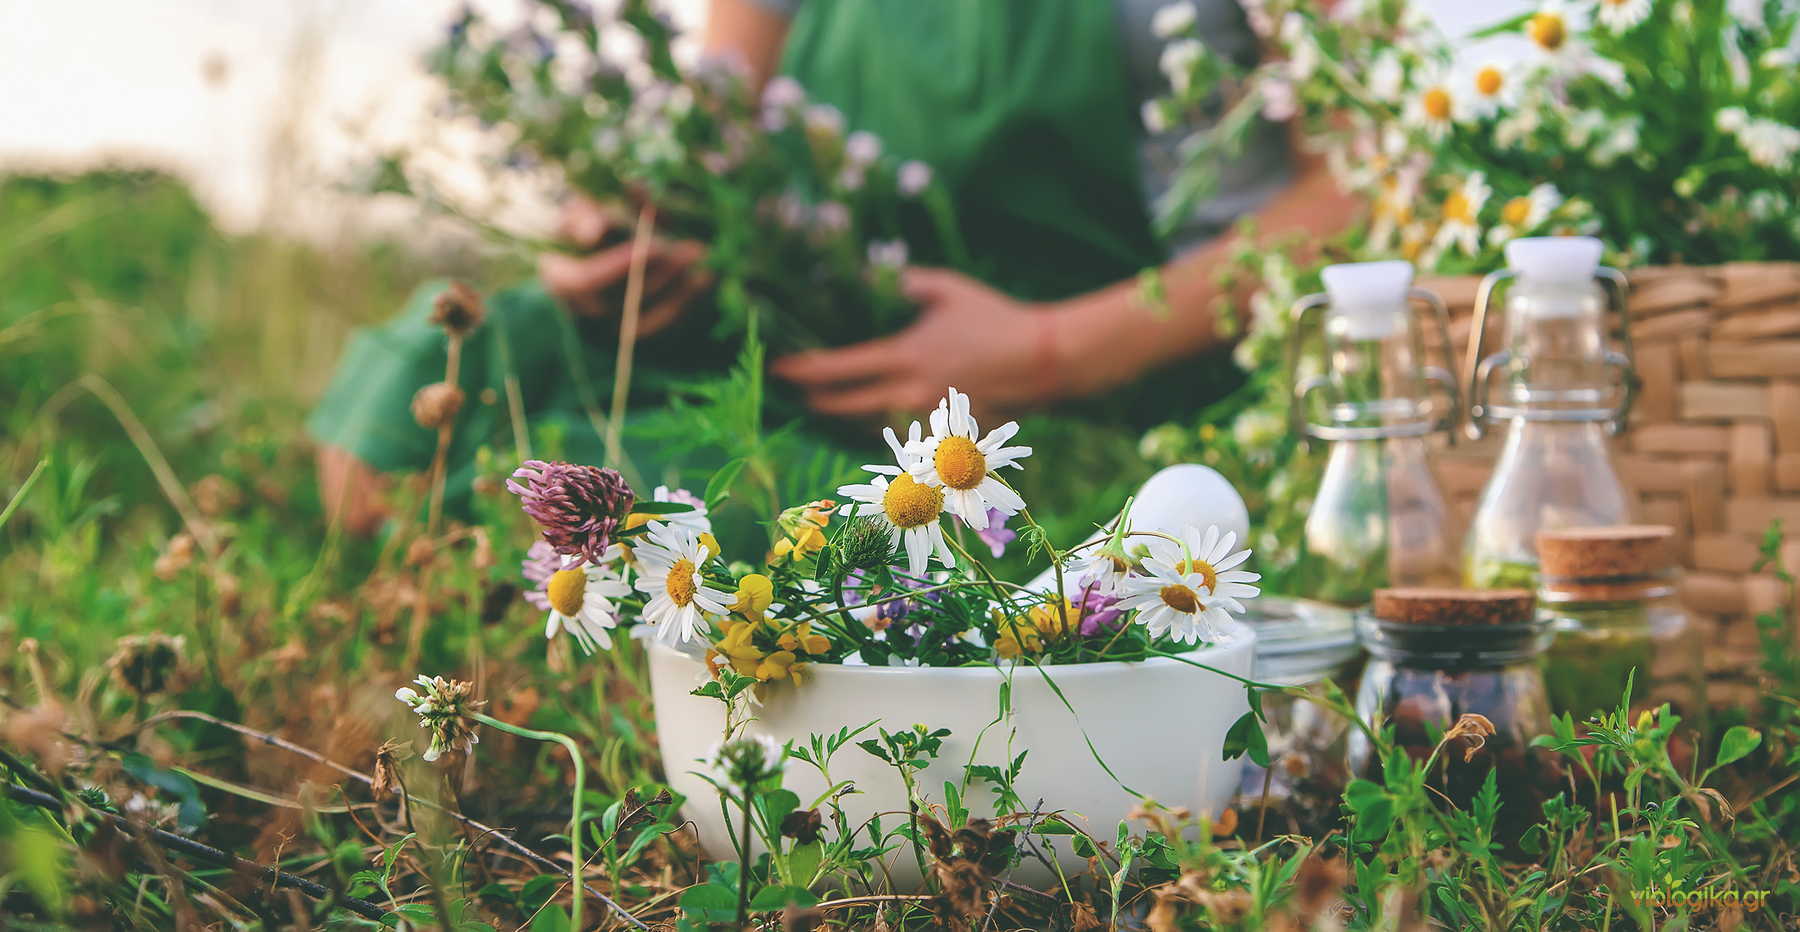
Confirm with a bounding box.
[1536,525,1703,722]
[1350,588,1564,841]
[1236,597,1362,799]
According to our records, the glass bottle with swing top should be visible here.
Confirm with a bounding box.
[1462,236,1638,589]
[1287,261,1462,606]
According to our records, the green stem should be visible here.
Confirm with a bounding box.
[736,789,754,927]
[472,713,586,930]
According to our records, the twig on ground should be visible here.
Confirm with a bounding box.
[4,782,389,922]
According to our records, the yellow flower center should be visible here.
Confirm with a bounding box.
[1475,66,1504,97]
[1422,87,1452,121]
[666,559,697,607]
[547,568,587,617]
[1172,558,1220,594]
[1159,584,1202,614]
[932,436,987,491]
[882,473,944,529]
[1502,196,1533,226]
[1528,13,1566,50]
[1444,189,1475,223]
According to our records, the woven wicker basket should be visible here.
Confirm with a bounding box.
[1417,262,1800,697]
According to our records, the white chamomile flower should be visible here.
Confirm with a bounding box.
[649,485,711,535]
[838,425,955,576]
[1151,2,1197,38]
[1430,172,1492,260]
[1591,116,1642,166]
[904,387,1031,531]
[1402,63,1458,140]
[1460,59,1518,120]
[1367,50,1406,102]
[1737,118,1800,171]
[1116,525,1259,644]
[1596,0,1653,31]
[632,522,731,646]
[1525,0,1588,60]
[542,551,630,654]
[1487,183,1563,245]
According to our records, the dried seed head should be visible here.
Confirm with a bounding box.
[191,475,243,517]
[370,742,400,801]
[1442,713,1497,762]
[428,281,486,337]
[154,533,197,581]
[405,535,436,567]
[107,633,185,697]
[411,382,465,431]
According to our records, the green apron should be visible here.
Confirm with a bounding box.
[308,0,1237,511]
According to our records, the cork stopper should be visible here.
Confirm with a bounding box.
[1371,587,1536,626]
[1535,525,1673,579]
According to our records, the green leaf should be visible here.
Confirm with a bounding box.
[1222,710,1271,767]
[630,501,696,515]
[678,882,739,921]
[704,458,748,510]
[529,906,571,932]
[749,885,819,911]
[119,751,206,830]
[1715,725,1762,769]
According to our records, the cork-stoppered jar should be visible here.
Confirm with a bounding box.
[1350,588,1564,841]
[1536,524,1702,722]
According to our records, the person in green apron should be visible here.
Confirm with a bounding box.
[310,0,1359,532]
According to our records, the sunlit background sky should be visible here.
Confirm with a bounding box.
[0,0,1526,236]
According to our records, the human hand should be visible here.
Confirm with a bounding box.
[537,196,710,336]
[770,268,1073,420]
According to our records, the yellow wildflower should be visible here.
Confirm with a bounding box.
[729,573,774,618]
[1029,598,1080,641]
[777,622,832,656]
[994,620,1042,659]
[755,650,802,684]
[769,499,834,563]
[711,618,766,676]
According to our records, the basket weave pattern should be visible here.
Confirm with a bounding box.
[1419,263,1800,688]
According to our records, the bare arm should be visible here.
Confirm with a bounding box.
[1047,145,1360,399]
[701,0,791,90]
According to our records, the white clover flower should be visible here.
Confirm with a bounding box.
[762,75,804,111]
[1717,107,1750,133]
[903,387,1032,531]
[844,130,881,167]
[1152,2,1198,38]
[702,733,786,793]
[1160,38,1206,94]
[866,239,908,269]
[897,160,933,196]
[395,675,483,762]
[803,103,844,138]
[1142,99,1170,134]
